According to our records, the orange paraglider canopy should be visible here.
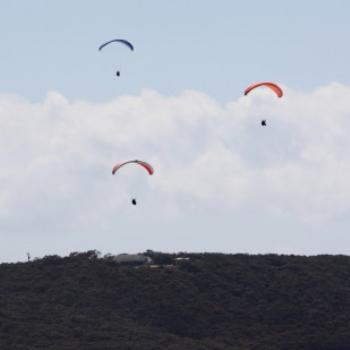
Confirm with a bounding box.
[244,82,283,98]
[112,160,154,175]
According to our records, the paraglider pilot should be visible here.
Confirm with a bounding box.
[132,198,137,206]
[116,71,120,77]
[261,120,267,126]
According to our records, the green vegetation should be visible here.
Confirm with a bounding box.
[1,251,350,349]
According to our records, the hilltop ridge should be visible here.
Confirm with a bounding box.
[1,251,350,349]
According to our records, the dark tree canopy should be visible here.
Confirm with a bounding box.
[1,251,350,349]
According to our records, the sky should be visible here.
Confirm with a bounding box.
[1,1,350,262]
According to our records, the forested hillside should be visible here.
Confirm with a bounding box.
[1,251,350,350]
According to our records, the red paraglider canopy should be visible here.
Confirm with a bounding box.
[244,82,283,98]
[112,160,154,175]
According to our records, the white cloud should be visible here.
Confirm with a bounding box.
[1,83,350,259]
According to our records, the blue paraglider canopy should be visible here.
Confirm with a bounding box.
[98,39,134,51]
